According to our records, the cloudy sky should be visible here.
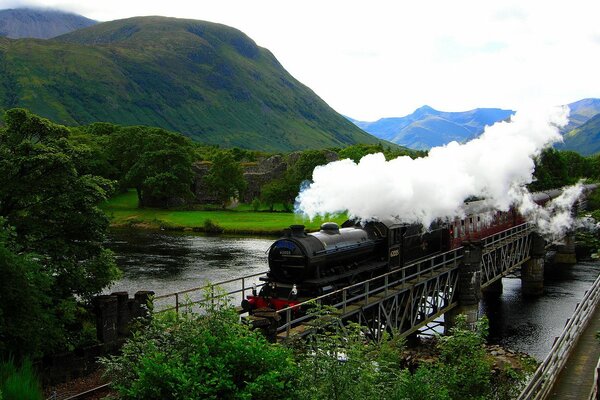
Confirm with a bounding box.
[2,0,599,120]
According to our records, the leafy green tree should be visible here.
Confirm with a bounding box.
[260,178,296,211]
[260,150,329,212]
[437,316,492,400]
[0,221,58,358]
[530,148,569,191]
[107,126,195,207]
[102,294,296,400]
[0,108,119,355]
[338,143,385,163]
[204,151,247,208]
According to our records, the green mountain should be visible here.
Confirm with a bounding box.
[0,16,380,151]
[561,98,600,133]
[559,113,600,156]
[0,8,96,39]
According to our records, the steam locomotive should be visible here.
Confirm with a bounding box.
[241,186,594,314]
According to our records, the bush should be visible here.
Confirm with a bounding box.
[0,358,43,400]
[102,293,297,399]
[251,197,261,211]
[203,218,224,234]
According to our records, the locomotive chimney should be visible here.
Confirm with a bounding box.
[290,224,306,237]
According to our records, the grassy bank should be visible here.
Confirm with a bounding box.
[101,190,347,234]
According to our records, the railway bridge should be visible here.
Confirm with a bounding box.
[147,222,599,400]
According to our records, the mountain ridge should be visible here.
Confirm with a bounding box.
[0,15,381,151]
[352,106,514,150]
[0,8,96,39]
[352,99,600,151]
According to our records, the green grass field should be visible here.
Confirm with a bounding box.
[102,190,347,234]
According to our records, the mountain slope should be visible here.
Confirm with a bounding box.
[558,113,600,156]
[0,16,380,151]
[353,106,514,150]
[561,98,600,133]
[0,8,96,39]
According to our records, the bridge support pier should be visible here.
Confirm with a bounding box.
[554,233,577,265]
[445,242,482,333]
[522,233,545,296]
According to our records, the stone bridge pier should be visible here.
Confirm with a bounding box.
[521,233,546,296]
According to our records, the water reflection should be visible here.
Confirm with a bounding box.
[481,261,599,360]
[105,229,275,297]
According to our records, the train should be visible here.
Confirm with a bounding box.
[241,185,595,315]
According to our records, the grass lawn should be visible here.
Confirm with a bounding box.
[101,190,348,234]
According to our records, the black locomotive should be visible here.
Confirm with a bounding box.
[243,219,449,312]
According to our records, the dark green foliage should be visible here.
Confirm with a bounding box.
[0,221,59,358]
[0,109,119,357]
[102,296,297,400]
[260,179,296,212]
[0,16,381,152]
[251,197,261,211]
[0,358,43,400]
[530,148,596,191]
[204,151,247,208]
[105,126,195,207]
[203,219,224,234]
[437,316,491,400]
[338,143,425,163]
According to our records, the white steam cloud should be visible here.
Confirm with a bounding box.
[296,106,585,237]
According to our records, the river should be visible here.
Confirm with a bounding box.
[106,229,599,361]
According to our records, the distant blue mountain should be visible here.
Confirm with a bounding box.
[351,106,515,150]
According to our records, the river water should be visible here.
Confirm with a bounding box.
[106,229,599,361]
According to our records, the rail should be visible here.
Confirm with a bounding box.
[274,248,464,338]
[517,273,600,400]
[153,270,268,313]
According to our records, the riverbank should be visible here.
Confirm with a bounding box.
[102,190,346,235]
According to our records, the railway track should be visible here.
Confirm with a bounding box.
[47,383,111,400]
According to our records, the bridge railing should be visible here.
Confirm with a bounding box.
[517,273,600,400]
[153,270,268,313]
[274,248,464,338]
[481,222,533,249]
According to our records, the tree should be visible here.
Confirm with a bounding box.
[203,151,247,208]
[530,148,569,191]
[0,108,119,356]
[0,221,58,358]
[107,126,195,207]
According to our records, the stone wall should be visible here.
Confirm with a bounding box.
[192,151,339,205]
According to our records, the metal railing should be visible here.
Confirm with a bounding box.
[153,270,268,313]
[517,273,600,400]
[274,248,464,338]
[481,222,533,249]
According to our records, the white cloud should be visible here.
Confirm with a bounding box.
[0,0,599,120]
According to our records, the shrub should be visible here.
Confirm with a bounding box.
[0,358,43,400]
[203,218,224,234]
[251,197,261,211]
[102,293,296,399]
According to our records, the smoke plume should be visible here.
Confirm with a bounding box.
[296,106,585,236]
